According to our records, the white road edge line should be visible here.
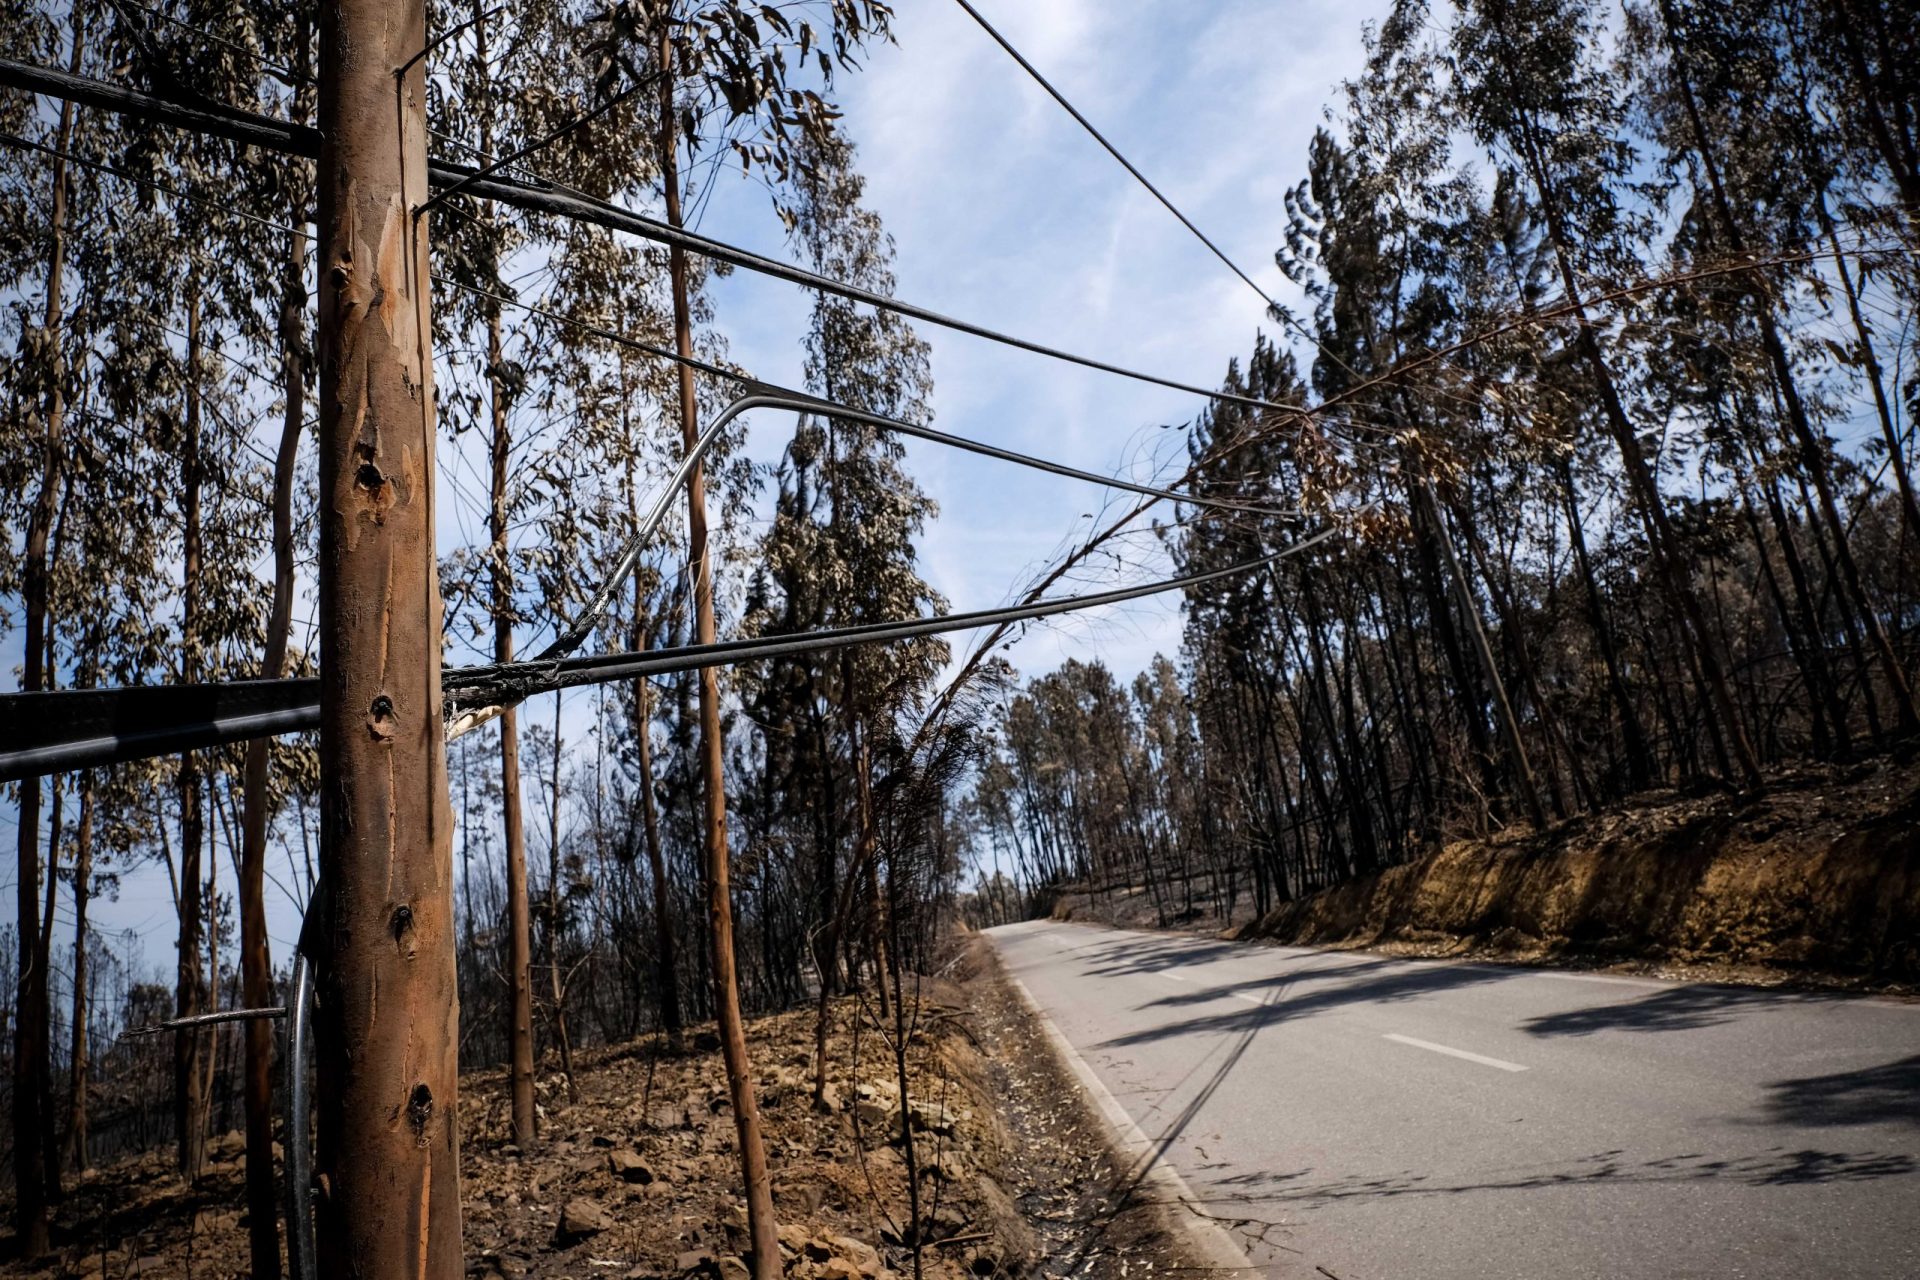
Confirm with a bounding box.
[1383,1032,1528,1073]
[1002,972,1264,1275]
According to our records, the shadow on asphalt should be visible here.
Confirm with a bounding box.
[1093,955,1511,1048]
[1519,983,1855,1037]
[1192,1143,1918,1214]
[1070,933,1247,978]
[1763,1054,1920,1130]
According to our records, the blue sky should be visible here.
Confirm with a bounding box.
[702,0,1387,677]
[7,0,1392,981]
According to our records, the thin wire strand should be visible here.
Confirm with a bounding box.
[950,0,1279,312]
[416,73,654,219]
[446,278,1300,519]
[104,0,304,85]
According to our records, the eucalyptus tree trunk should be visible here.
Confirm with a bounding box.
[546,689,578,1102]
[176,287,211,1185]
[468,0,539,1149]
[1814,193,1920,545]
[12,13,85,1252]
[657,17,781,1277]
[312,0,462,1271]
[236,28,311,1273]
[61,770,95,1174]
[630,604,683,1048]
[1555,456,1655,790]
[1419,478,1547,829]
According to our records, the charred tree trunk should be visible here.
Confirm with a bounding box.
[60,771,95,1174]
[12,14,85,1251]
[657,17,781,1276]
[630,609,683,1050]
[546,689,578,1102]
[312,0,462,1271]
[175,287,211,1186]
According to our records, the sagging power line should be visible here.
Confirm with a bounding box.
[0,55,1322,420]
[0,522,1341,781]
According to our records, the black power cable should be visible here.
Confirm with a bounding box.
[950,0,1281,313]
[0,56,1319,420]
[0,525,1338,781]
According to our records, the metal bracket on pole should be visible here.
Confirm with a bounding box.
[284,951,317,1280]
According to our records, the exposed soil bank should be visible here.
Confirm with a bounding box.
[1064,757,1920,987]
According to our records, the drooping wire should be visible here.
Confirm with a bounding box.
[3,47,1333,420]
[415,71,657,220]
[949,0,1281,313]
[446,279,1304,520]
[0,523,1344,779]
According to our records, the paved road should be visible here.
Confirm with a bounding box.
[986,920,1920,1279]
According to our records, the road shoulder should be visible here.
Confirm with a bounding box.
[965,931,1284,1276]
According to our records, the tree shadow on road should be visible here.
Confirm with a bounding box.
[1518,983,1852,1037]
[1067,933,1247,978]
[1761,1054,1920,1130]
[1188,1143,1917,1216]
[1096,957,1513,1048]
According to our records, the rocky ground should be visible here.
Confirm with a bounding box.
[5,938,1201,1280]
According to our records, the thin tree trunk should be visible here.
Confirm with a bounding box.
[312,0,462,1270]
[1420,477,1549,828]
[657,18,780,1276]
[61,772,95,1173]
[12,11,84,1251]
[547,689,578,1102]
[468,0,539,1148]
[236,31,310,1266]
[37,693,64,1203]
[175,286,211,1185]
[1557,456,1655,790]
[1816,193,1920,545]
[630,564,682,1051]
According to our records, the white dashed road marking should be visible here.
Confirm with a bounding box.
[1384,1032,1529,1073]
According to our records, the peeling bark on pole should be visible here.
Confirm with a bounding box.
[313,1,462,1274]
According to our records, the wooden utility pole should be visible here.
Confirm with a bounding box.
[312,0,462,1273]
[657,16,781,1277]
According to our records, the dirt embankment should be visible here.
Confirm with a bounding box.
[1062,757,1920,986]
[1247,757,1920,983]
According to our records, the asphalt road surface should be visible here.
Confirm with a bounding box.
[986,919,1920,1279]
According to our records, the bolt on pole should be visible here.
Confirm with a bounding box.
[311,0,463,1274]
